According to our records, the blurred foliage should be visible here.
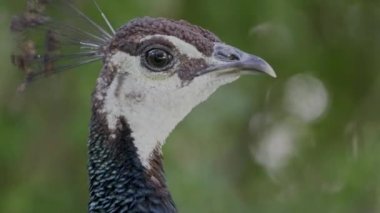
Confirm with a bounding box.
[1,0,380,212]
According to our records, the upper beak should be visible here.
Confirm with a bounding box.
[194,43,276,78]
[235,52,277,78]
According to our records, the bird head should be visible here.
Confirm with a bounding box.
[92,17,276,167]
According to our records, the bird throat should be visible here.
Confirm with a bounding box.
[98,51,220,168]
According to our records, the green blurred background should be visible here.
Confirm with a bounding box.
[1,0,380,212]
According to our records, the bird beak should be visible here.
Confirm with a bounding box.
[194,43,276,78]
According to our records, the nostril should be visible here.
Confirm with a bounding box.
[216,51,241,62]
[228,53,240,61]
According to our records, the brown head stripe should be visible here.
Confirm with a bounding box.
[110,17,220,57]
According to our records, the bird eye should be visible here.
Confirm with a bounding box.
[145,48,174,72]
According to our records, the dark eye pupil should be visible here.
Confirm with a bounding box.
[146,49,172,69]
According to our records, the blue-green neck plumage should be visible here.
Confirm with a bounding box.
[87,111,176,212]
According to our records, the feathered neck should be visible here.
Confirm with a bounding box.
[87,108,176,212]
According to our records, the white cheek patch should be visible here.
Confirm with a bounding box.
[103,48,239,168]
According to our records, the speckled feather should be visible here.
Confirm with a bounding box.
[88,113,176,212]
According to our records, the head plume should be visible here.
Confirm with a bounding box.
[11,0,114,90]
